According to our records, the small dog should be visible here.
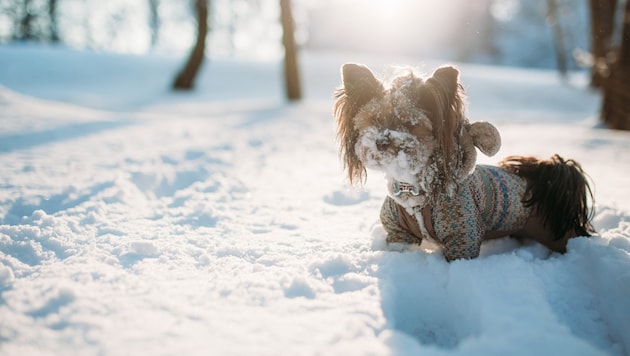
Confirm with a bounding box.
[334,63,594,261]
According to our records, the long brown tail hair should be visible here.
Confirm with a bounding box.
[499,154,595,239]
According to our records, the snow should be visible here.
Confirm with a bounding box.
[0,44,629,355]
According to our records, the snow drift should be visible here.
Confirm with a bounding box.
[0,45,629,355]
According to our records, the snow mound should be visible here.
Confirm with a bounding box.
[0,46,628,355]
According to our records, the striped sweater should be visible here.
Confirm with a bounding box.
[380,165,532,260]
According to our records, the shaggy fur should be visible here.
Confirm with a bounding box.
[334,63,595,261]
[500,155,595,239]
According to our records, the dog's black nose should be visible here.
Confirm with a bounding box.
[375,136,389,151]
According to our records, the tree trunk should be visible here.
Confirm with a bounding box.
[18,0,35,41]
[280,0,301,101]
[173,0,208,90]
[589,0,617,87]
[149,0,160,48]
[547,0,568,79]
[619,1,630,67]
[601,0,630,130]
[49,0,59,42]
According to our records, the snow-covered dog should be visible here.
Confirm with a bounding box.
[334,63,594,261]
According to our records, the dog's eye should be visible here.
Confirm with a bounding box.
[403,121,418,130]
[375,136,389,151]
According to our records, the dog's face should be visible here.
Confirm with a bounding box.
[334,63,499,207]
[352,75,435,184]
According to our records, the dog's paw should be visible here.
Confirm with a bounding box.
[370,224,389,251]
[370,224,414,252]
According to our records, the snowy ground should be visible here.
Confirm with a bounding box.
[0,45,629,355]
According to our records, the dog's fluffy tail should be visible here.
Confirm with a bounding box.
[499,154,595,239]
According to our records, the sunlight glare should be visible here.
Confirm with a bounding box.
[372,0,405,20]
[491,0,521,22]
[327,0,458,56]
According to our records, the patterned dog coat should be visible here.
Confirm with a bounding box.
[380,164,532,260]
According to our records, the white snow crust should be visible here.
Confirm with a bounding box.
[0,45,629,355]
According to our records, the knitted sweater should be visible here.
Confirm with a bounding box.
[380,165,532,260]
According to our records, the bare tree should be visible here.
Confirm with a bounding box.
[16,0,35,41]
[173,0,209,90]
[589,0,617,87]
[601,0,630,130]
[280,0,301,100]
[547,0,568,79]
[5,0,59,42]
[148,0,159,48]
[49,0,59,42]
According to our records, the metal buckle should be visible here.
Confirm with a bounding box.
[393,181,420,196]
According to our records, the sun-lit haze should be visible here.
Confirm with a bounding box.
[0,0,589,68]
[308,0,463,54]
[306,0,587,68]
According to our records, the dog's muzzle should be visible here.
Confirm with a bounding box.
[393,181,420,196]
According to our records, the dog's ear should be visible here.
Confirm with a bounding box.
[340,63,383,109]
[334,63,382,185]
[429,66,459,94]
[421,65,468,195]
